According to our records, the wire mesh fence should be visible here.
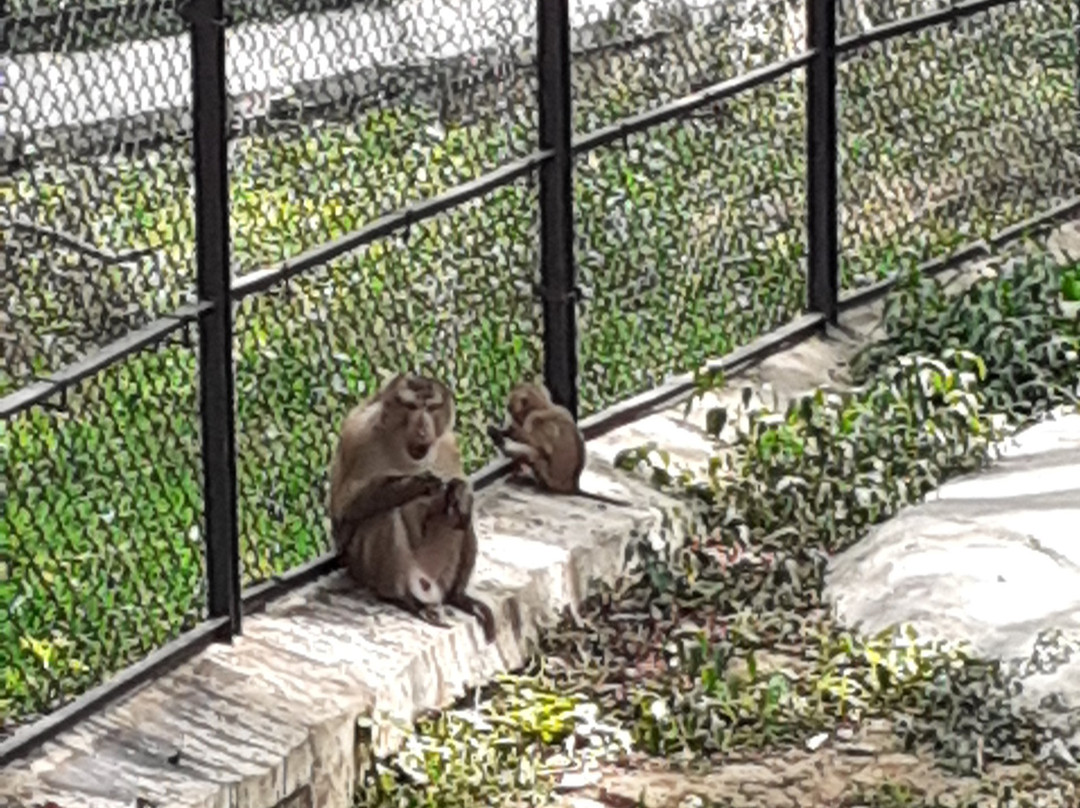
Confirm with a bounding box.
[838,0,1080,290]
[232,177,544,585]
[2,0,1078,761]
[576,74,809,415]
[1,333,206,733]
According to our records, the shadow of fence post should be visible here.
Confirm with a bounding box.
[807,0,840,323]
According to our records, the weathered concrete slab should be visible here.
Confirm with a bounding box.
[0,0,788,161]
[825,412,1080,708]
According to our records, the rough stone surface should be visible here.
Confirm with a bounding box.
[825,411,1080,710]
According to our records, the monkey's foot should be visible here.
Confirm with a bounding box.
[416,604,451,630]
[419,605,450,627]
[449,593,496,644]
[506,470,539,490]
[392,597,451,630]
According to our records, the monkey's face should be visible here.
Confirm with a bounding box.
[384,374,455,461]
[507,383,550,425]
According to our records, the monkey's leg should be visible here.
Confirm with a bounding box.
[442,478,474,529]
[447,592,496,644]
[500,438,540,463]
[498,438,544,483]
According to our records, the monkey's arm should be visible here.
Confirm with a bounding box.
[486,423,509,449]
[334,472,443,526]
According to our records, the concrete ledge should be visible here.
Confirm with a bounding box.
[0,458,686,808]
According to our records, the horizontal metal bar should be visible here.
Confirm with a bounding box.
[0,616,230,768]
[0,303,207,420]
[836,0,1020,54]
[231,150,552,299]
[241,555,338,616]
[49,314,191,389]
[987,194,1080,247]
[571,52,814,156]
[164,300,215,320]
[577,312,828,441]
[0,380,57,420]
[837,240,990,312]
[838,192,1080,313]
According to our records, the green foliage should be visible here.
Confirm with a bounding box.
[849,257,1080,423]
[1,0,1077,752]
[1060,265,1080,301]
[354,254,1080,805]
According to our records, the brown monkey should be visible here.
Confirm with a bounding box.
[329,373,495,642]
[487,382,631,507]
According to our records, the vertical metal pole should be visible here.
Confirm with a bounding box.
[806,0,839,323]
[187,0,240,634]
[537,0,579,419]
[1075,0,1080,152]
[0,1,11,55]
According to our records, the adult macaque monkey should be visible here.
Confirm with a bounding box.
[487,382,631,507]
[329,373,495,643]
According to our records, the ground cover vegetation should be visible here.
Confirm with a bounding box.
[351,249,1080,807]
[1,0,1076,746]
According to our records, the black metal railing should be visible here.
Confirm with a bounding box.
[2,0,1078,767]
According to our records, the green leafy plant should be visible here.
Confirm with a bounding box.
[352,252,1080,807]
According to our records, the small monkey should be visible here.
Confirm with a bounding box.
[487,382,631,507]
[330,373,495,642]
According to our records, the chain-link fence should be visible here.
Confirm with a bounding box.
[2,0,1077,763]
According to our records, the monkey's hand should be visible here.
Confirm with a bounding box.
[338,472,445,525]
[406,470,446,496]
[486,424,507,450]
[442,478,474,528]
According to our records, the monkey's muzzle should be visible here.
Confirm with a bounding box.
[407,442,432,460]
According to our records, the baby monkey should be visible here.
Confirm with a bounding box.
[330,373,495,642]
[487,382,631,507]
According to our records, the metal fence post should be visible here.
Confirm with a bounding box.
[0,1,10,55]
[1075,0,1080,152]
[537,0,579,419]
[806,0,839,322]
[186,0,241,634]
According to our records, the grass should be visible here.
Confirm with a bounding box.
[1,0,1078,733]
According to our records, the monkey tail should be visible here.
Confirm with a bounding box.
[570,488,633,508]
